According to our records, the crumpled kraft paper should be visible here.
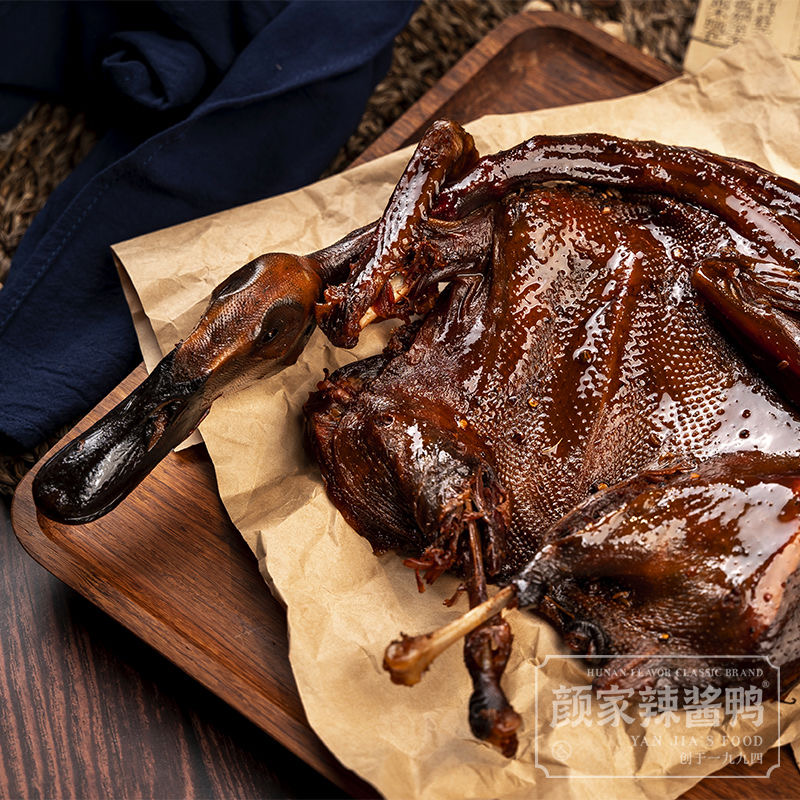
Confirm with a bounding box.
[113,35,800,800]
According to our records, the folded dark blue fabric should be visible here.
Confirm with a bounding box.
[0,0,417,451]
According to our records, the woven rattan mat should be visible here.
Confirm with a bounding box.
[0,0,699,493]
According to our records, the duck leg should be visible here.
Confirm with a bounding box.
[461,515,521,756]
[381,470,521,756]
[393,451,800,704]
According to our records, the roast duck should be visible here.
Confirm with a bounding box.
[33,121,800,757]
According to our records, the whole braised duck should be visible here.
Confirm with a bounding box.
[34,121,800,757]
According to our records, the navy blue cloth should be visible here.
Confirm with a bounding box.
[0,0,416,451]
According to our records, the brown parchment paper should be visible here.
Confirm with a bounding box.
[113,36,800,800]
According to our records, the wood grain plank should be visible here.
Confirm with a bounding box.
[1,498,346,800]
[355,11,677,165]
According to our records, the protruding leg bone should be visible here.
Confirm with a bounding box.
[383,584,516,685]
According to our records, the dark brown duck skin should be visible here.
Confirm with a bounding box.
[306,121,800,755]
[34,120,800,758]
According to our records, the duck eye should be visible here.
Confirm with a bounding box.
[260,325,280,344]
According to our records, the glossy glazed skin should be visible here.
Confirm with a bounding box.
[305,122,800,755]
[34,120,800,757]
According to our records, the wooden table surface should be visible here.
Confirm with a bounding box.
[5,10,800,800]
[0,495,346,799]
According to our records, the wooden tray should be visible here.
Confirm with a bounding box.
[12,10,797,798]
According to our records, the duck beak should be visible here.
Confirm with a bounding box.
[33,349,210,524]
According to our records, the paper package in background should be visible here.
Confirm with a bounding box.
[114,36,800,800]
[685,0,800,80]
